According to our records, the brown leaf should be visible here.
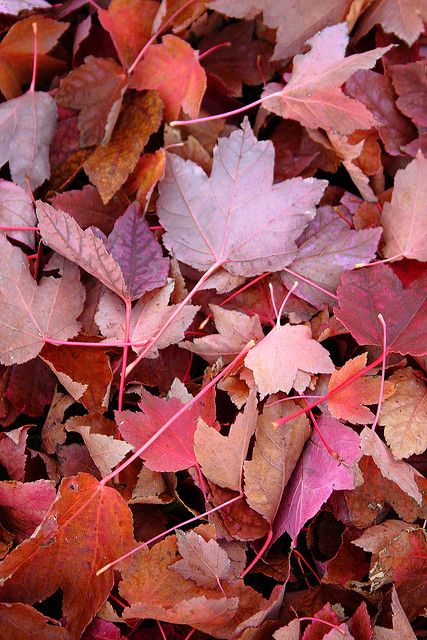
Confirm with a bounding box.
[194,391,258,492]
[56,56,128,147]
[0,603,69,640]
[244,400,310,523]
[65,424,132,478]
[84,91,162,203]
[373,587,416,639]
[171,529,233,588]
[40,343,112,413]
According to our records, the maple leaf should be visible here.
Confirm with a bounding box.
[377,367,427,460]
[158,118,326,276]
[41,344,112,413]
[0,426,30,481]
[98,0,157,69]
[171,529,232,589]
[381,152,427,262]
[116,384,216,472]
[65,424,133,478]
[95,282,199,357]
[0,90,57,189]
[209,0,350,61]
[355,0,427,46]
[390,62,427,128]
[56,56,128,147]
[245,324,334,398]
[0,16,67,99]
[328,353,395,424]
[51,185,127,235]
[281,206,381,307]
[130,35,206,120]
[0,239,85,365]
[244,401,310,523]
[0,479,55,543]
[274,619,301,640]
[360,427,423,504]
[373,587,416,639]
[346,69,416,156]
[334,265,427,356]
[36,201,127,299]
[273,417,361,541]
[194,391,258,491]
[84,91,163,203]
[100,202,170,300]
[0,179,37,248]
[0,473,135,640]
[0,603,69,640]
[181,305,264,364]
[262,23,391,134]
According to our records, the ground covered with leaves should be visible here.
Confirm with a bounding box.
[0,0,426,639]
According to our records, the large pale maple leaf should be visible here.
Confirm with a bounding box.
[157,118,326,276]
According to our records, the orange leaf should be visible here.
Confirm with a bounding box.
[84,91,162,203]
[130,34,206,120]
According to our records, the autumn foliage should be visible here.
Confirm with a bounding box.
[0,1,426,639]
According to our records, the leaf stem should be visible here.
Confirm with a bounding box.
[96,493,243,575]
[43,337,149,348]
[117,298,132,412]
[371,313,387,432]
[103,340,253,486]
[303,399,339,459]
[240,527,273,577]
[198,42,231,61]
[127,0,199,75]
[298,618,345,635]
[30,22,38,94]
[273,353,385,427]
[125,261,222,377]
[170,91,283,127]
[355,253,403,268]
[0,226,39,232]
[281,267,338,300]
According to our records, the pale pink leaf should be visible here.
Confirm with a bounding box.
[0,0,50,12]
[0,92,56,189]
[0,180,36,248]
[171,529,232,588]
[245,324,335,398]
[157,118,326,276]
[65,424,133,478]
[263,23,391,134]
[355,0,427,46]
[381,152,427,262]
[0,238,85,365]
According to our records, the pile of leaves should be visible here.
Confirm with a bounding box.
[0,0,426,638]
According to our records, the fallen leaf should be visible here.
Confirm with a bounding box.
[373,587,416,639]
[244,401,310,523]
[245,324,335,398]
[390,61,427,127]
[171,529,232,588]
[0,240,85,365]
[209,0,351,61]
[0,179,36,248]
[355,0,427,46]
[130,34,206,120]
[0,90,57,189]
[194,391,258,491]
[95,281,199,358]
[181,305,264,364]
[0,473,135,640]
[0,603,69,640]
[262,23,390,134]
[116,384,216,472]
[328,353,395,424]
[0,479,55,543]
[56,56,128,147]
[84,91,163,203]
[0,426,30,482]
[381,152,427,262]
[0,0,50,13]
[379,367,427,459]
[65,424,133,478]
[0,16,67,99]
[281,206,381,307]
[273,417,361,541]
[334,265,427,356]
[157,117,327,276]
